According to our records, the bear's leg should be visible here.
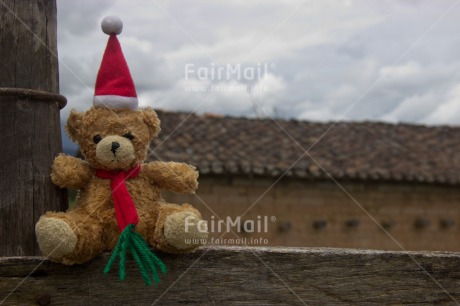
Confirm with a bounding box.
[146,203,208,254]
[35,208,104,265]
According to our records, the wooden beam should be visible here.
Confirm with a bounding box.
[1,246,459,305]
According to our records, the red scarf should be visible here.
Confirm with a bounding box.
[96,165,141,232]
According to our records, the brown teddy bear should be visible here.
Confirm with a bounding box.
[35,16,207,284]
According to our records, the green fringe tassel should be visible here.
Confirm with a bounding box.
[104,224,167,286]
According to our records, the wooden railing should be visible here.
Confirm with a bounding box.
[1,246,459,305]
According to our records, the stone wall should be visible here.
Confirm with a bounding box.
[162,176,460,251]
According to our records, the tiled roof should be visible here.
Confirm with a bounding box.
[149,110,460,185]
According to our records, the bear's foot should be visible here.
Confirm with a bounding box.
[35,217,77,262]
[164,211,208,250]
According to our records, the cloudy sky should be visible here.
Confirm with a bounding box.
[57,0,460,140]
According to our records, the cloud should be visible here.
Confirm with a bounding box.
[380,61,422,81]
[57,0,112,38]
[56,0,460,129]
[381,92,438,123]
[424,84,460,125]
[252,73,286,99]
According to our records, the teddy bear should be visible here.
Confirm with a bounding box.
[35,17,207,283]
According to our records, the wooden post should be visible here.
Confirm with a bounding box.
[0,0,67,256]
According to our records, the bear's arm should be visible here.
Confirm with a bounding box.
[51,154,93,189]
[143,161,199,194]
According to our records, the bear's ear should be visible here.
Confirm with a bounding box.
[65,109,83,142]
[141,107,161,139]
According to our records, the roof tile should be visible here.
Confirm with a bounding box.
[149,110,460,185]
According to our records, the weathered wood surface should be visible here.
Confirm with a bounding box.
[0,0,67,257]
[0,89,67,257]
[0,246,459,305]
[0,0,59,93]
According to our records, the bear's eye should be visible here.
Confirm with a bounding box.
[93,135,102,144]
[123,132,134,140]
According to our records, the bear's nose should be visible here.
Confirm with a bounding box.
[111,142,120,155]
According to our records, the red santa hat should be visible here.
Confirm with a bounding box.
[93,16,138,111]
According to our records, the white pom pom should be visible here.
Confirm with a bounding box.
[101,16,123,35]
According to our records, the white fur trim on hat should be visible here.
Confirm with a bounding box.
[93,95,138,110]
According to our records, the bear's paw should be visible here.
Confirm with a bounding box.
[36,217,77,260]
[164,211,208,250]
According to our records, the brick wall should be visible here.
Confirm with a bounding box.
[162,176,460,251]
